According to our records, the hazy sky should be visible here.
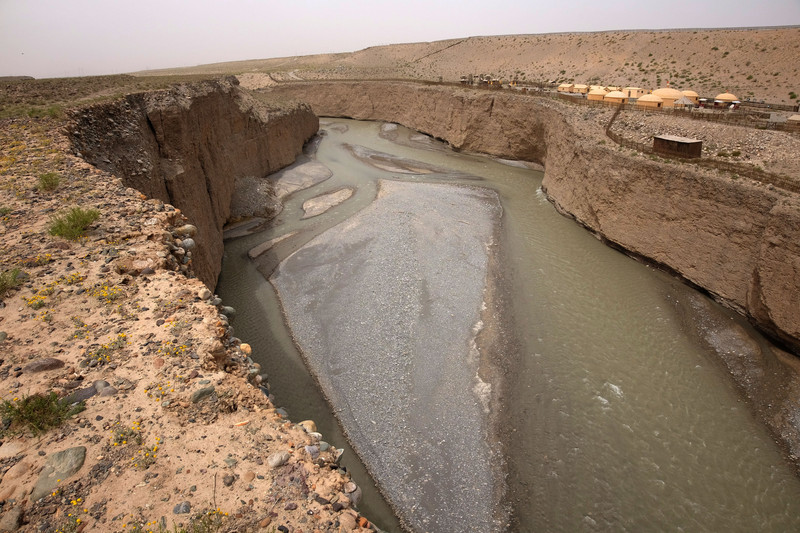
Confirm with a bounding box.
[1,0,799,79]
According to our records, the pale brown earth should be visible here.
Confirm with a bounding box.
[609,110,800,177]
[0,100,376,531]
[135,27,800,105]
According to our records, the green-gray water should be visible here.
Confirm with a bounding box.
[217,119,800,532]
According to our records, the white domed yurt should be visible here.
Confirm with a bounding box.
[587,87,609,101]
[604,90,628,104]
[652,87,684,108]
[636,93,664,109]
[681,90,700,105]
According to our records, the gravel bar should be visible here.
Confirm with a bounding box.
[272,179,504,532]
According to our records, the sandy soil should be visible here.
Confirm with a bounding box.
[0,118,377,532]
[135,28,800,106]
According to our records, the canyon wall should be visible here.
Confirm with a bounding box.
[69,77,318,287]
[268,81,800,351]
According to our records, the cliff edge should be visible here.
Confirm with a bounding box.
[69,77,319,288]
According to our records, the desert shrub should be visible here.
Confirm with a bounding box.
[1,392,84,436]
[0,268,23,297]
[48,207,100,240]
[37,172,60,191]
[731,150,741,157]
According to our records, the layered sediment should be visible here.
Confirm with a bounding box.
[69,77,318,288]
[266,81,800,354]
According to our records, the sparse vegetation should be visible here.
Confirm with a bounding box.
[48,206,100,240]
[0,268,23,297]
[38,171,60,191]
[1,392,85,437]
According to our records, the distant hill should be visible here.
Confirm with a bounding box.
[134,27,800,104]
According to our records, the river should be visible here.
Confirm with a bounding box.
[217,119,800,532]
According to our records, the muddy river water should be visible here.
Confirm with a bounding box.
[217,119,800,532]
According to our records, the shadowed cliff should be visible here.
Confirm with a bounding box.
[68,77,318,287]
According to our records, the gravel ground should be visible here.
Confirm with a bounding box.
[610,110,800,180]
[271,179,504,533]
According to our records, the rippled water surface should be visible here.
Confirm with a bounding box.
[218,119,800,532]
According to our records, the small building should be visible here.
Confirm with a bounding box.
[557,83,573,93]
[572,84,589,94]
[605,86,621,92]
[715,92,740,109]
[636,93,664,109]
[587,88,608,101]
[652,87,684,108]
[624,87,646,98]
[604,90,628,104]
[681,90,700,105]
[653,135,703,158]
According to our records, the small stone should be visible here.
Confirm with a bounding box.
[190,386,215,403]
[0,506,23,531]
[357,516,370,529]
[319,442,330,452]
[343,482,357,494]
[220,305,236,318]
[259,517,272,528]
[222,474,235,487]
[332,502,345,512]
[284,502,297,511]
[154,358,165,369]
[239,343,252,356]
[304,446,319,460]
[31,446,86,501]
[175,224,197,237]
[277,526,289,533]
[243,471,255,483]
[173,501,191,514]
[338,513,356,531]
[98,387,118,397]
[64,385,97,404]
[181,238,196,250]
[314,495,330,506]
[198,288,212,300]
[267,451,290,468]
[23,357,64,373]
[298,420,317,433]
[93,380,110,391]
[0,331,7,343]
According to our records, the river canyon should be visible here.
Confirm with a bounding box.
[218,118,800,532]
[65,79,800,532]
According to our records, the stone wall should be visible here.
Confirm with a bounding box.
[69,77,318,287]
[268,81,800,351]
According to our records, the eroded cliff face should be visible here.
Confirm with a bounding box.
[69,77,318,287]
[268,81,800,351]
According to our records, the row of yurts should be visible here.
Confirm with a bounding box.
[556,83,739,109]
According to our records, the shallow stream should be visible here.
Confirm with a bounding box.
[217,119,800,532]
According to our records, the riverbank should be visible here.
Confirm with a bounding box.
[0,82,378,532]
